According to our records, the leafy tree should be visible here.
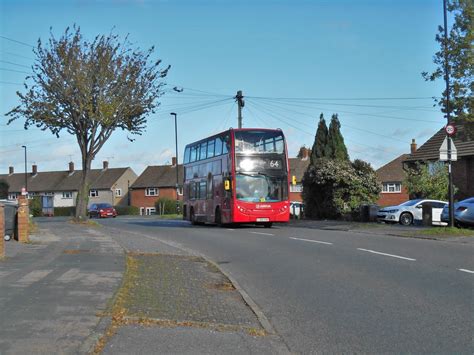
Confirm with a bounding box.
[302,159,380,219]
[422,0,473,137]
[326,114,349,161]
[7,26,170,220]
[310,113,328,164]
[0,179,9,199]
[404,162,455,200]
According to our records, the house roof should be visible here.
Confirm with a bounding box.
[405,124,474,162]
[288,158,310,182]
[0,167,131,193]
[376,154,409,183]
[131,165,184,189]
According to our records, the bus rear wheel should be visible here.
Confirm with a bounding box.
[215,207,223,227]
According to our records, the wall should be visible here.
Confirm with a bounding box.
[131,187,182,209]
[53,191,77,207]
[111,168,138,207]
[88,189,114,207]
[377,186,409,207]
[453,157,473,200]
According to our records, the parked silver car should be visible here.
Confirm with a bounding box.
[441,197,474,227]
[377,199,447,226]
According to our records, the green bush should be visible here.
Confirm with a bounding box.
[115,206,140,215]
[54,207,76,217]
[155,198,183,215]
[29,197,42,217]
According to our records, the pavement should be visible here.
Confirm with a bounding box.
[0,219,288,354]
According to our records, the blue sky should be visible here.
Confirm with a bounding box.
[0,0,446,175]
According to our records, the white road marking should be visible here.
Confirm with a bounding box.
[458,268,474,274]
[357,248,416,261]
[250,232,274,236]
[227,229,235,231]
[290,237,333,245]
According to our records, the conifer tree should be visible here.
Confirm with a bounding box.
[310,113,328,164]
[326,114,349,161]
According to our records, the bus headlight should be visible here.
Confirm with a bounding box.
[239,159,254,172]
[237,205,249,213]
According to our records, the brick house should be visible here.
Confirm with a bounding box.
[404,124,474,200]
[0,161,137,213]
[376,153,411,207]
[288,148,311,202]
[130,159,184,215]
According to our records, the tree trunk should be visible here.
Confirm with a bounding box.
[75,157,92,221]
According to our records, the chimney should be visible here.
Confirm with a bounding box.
[410,139,417,154]
[32,164,38,176]
[172,157,177,167]
[8,166,14,175]
[103,161,109,170]
[302,148,310,160]
[68,162,74,174]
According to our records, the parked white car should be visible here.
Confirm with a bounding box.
[377,199,448,226]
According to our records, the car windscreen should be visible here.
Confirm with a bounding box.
[400,199,422,207]
[97,203,112,208]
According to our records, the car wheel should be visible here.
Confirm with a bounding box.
[399,212,413,226]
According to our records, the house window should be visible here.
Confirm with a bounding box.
[382,182,401,193]
[290,184,303,193]
[115,188,122,197]
[145,207,156,215]
[89,190,99,197]
[177,187,183,196]
[62,192,72,199]
[145,187,159,196]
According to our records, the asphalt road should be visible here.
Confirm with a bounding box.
[98,216,474,354]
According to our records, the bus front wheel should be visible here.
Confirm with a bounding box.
[263,222,273,228]
[190,208,198,225]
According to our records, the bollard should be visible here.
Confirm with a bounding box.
[17,196,29,243]
[0,204,4,259]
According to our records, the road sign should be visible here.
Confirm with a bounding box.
[445,124,457,136]
[439,137,457,161]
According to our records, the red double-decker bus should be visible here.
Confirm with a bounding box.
[182,128,290,227]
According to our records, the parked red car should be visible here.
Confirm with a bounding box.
[88,203,117,218]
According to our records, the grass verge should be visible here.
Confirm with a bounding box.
[412,227,474,237]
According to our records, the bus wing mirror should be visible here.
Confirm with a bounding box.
[224,179,231,191]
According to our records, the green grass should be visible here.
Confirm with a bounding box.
[413,227,474,237]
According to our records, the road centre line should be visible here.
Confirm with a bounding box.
[458,269,474,274]
[250,232,274,236]
[357,248,416,261]
[290,237,333,245]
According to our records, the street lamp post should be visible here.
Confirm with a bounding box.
[170,112,180,214]
[21,145,27,193]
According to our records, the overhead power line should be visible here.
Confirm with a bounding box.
[0,67,31,75]
[0,60,31,69]
[0,35,35,48]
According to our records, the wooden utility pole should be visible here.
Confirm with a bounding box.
[235,90,244,128]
